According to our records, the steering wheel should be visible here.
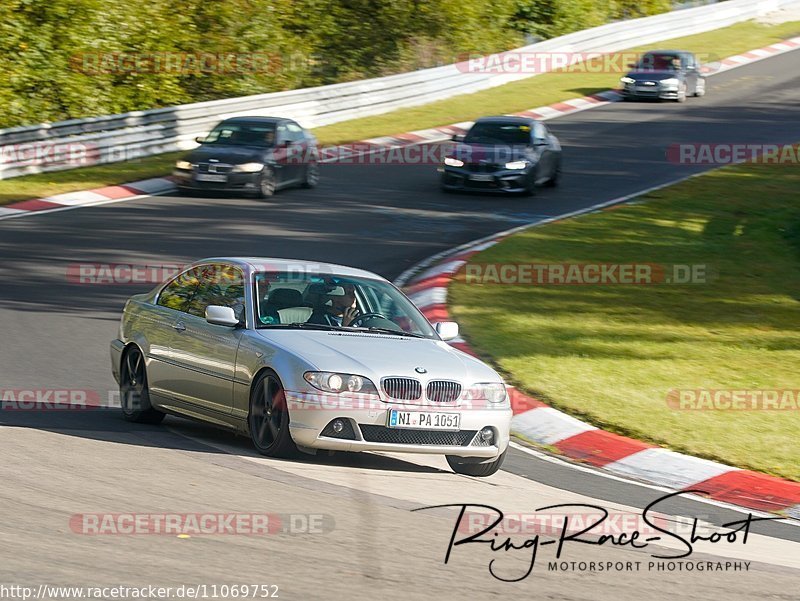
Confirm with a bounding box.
[348,312,389,328]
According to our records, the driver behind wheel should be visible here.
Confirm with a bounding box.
[307,283,358,327]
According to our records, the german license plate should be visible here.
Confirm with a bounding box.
[196,174,228,182]
[469,174,494,182]
[388,410,460,430]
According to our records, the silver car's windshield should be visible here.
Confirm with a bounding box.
[253,271,438,339]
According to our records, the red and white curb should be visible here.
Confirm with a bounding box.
[714,36,800,72]
[399,219,800,519]
[0,177,176,220]
[4,36,797,223]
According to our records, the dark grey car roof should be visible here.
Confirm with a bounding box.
[643,50,694,56]
[474,116,538,125]
[220,116,290,124]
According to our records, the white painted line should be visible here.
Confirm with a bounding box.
[125,177,176,194]
[533,106,564,119]
[562,97,594,109]
[407,286,448,309]
[0,191,163,221]
[513,407,596,446]
[508,441,800,526]
[0,207,25,217]
[464,239,501,253]
[414,259,467,282]
[604,448,737,490]
[41,191,110,206]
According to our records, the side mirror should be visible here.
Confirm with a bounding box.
[435,321,459,341]
[194,136,207,144]
[451,134,465,143]
[533,138,548,147]
[205,305,240,327]
[627,62,636,68]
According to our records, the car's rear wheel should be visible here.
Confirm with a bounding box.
[446,450,506,477]
[258,168,277,198]
[301,161,319,188]
[248,370,297,457]
[120,346,165,424]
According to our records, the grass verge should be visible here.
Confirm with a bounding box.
[1,19,799,207]
[449,156,800,481]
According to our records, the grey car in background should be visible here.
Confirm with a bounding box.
[110,258,512,477]
[620,50,706,102]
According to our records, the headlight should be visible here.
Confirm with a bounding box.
[232,162,265,173]
[504,160,528,170]
[661,78,679,87]
[620,76,635,84]
[469,382,507,403]
[444,157,464,167]
[304,372,378,394]
[175,160,193,170]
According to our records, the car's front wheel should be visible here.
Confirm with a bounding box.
[258,168,277,198]
[120,346,165,424]
[544,160,561,188]
[446,450,506,477]
[248,369,297,457]
[694,79,706,97]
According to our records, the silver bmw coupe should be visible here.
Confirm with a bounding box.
[110,258,512,476]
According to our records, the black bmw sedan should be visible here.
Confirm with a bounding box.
[439,116,561,195]
[173,117,319,198]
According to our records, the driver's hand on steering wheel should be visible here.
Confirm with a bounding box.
[341,306,360,327]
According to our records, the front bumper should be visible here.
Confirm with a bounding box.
[286,391,512,459]
[110,338,125,385]
[621,83,680,100]
[439,166,531,193]
[172,169,262,192]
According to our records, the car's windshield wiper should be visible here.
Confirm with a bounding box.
[259,323,341,331]
[363,327,425,338]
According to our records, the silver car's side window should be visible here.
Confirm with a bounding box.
[156,268,203,313]
[185,264,247,320]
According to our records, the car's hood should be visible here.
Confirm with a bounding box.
[255,329,502,384]
[185,145,270,164]
[625,70,680,81]
[450,143,531,163]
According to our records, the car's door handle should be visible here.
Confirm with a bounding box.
[172,321,186,332]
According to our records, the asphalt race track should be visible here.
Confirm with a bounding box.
[2,49,800,600]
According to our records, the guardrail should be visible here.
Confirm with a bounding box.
[0,0,793,180]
